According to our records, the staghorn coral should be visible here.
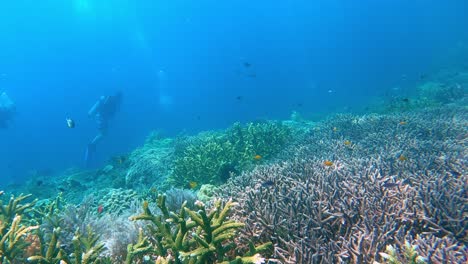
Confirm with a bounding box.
[1,215,39,263]
[375,234,467,264]
[27,226,108,264]
[39,194,146,263]
[169,121,293,188]
[27,227,67,263]
[378,242,426,264]
[0,192,38,263]
[219,105,468,263]
[169,133,238,188]
[128,194,272,264]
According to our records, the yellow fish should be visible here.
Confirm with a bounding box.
[254,155,262,161]
[188,181,198,189]
[344,140,351,146]
[398,155,407,162]
[399,121,407,126]
[323,160,334,166]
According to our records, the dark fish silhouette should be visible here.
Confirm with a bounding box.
[243,62,251,68]
[261,180,275,187]
[382,182,399,188]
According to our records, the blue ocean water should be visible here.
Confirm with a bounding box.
[0,0,467,184]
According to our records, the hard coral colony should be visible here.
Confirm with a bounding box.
[1,69,468,263]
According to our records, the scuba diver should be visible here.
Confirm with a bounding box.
[85,92,122,166]
[0,91,16,129]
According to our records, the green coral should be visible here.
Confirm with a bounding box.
[129,194,272,264]
[170,134,238,187]
[1,215,39,263]
[227,121,291,161]
[0,192,38,263]
[27,227,67,264]
[379,242,426,264]
[169,121,291,188]
[28,226,106,264]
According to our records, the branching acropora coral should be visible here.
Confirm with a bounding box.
[28,226,107,264]
[129,194,272,264]
[0,192,38,263]
[169,121,292,188]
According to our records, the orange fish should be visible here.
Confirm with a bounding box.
[254,155,262,161]
[344,140,351,146]
[97,205,104,214]
[398,155,407,161]
[323,160,334,166]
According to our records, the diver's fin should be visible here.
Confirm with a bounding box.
[84,144,96,167]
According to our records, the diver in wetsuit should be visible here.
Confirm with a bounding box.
[85,92,122,166]
[0,91,16,129]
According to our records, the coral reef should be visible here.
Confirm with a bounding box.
[128,194,272,263]
[2,72,467,263]
[27,225,108,264]
[98,188,138,215]
[169,121,293,188]
[417,81,465,106]
[219,106,467,263]
[163,188,197,212]
[378,242,426,264]
[196,184,219,203]
[0,192,38,263]
[125,132,175,189]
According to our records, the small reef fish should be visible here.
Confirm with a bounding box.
[254,155,262,161]
[261,180,275,187]
[113,156,126,165]
[243,62,251,68]
[382,181,399,188]
[399,121,407,126]
[66,118,75,128]
[323,160,334,166]
[344,140,352,146]
[97,205,104,214]
[398,155,408,162]
[188,181,198,189]
[332,127,339,132]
